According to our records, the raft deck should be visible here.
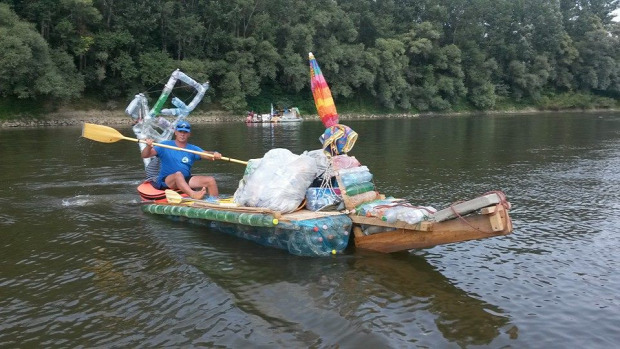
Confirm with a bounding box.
[141,188,513,255]
[335,171,514,253]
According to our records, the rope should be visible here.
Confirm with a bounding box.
[315,159,341,211]
[448,190,511,234]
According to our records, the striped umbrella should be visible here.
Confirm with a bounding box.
[309,52,358,155]
[309,52,339,128]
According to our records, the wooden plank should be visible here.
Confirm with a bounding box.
[162,201,278,215]
[481,206,498,214]
[431,193,501,222]
[352,225,365,238]
[488,211,504,231]
[499,205,512,232]
[354,210,512,253]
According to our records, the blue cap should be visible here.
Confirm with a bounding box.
[176,121,191,132]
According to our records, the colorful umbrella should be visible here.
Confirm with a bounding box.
[309,52,358,155]
[309,52,339,128]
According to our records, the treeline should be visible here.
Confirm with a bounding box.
[0,0,619,114]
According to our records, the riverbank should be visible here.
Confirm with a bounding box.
[0,110,236,128]
[0,109,425,128]
[1,107,617,128]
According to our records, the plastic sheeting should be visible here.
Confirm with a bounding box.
[234,149,326,213]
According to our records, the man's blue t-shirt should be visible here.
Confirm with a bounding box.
[152,140,204,189]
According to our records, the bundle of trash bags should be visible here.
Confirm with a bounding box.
[234,148,328,213]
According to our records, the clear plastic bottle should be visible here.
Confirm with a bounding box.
[356,200,385,216]
[344,181,374,196]
[383,206,409,223]
[341,170,373,187]
[399,208,425,224]
[338,165,369,175]
[383,206,436,224]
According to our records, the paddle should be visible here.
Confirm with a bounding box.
[81,123,248,165]
[164,189,188,204]
[164,189,241,206]
[162,189,283,214]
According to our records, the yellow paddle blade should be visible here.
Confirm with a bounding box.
[81,123,127,143]
[82,123,249,166]
[165,189,184,203]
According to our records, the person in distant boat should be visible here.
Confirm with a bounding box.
[141,121,221,200]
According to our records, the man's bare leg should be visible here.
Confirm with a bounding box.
[190,176,219,197]
[165,172,206,199]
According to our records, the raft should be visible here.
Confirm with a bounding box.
[138,182,513,257]
[126,64,513,257]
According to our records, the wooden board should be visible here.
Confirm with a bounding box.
[279,209,346,222]
[353,204,513,253]
[430,193,502,222]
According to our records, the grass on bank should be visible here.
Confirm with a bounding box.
[0,97,50,120]
[537,92,618,111]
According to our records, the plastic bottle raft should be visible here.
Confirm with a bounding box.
[141,203,352,257]
[140,149,513,256]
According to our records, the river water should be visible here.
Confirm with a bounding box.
[1,112,619,348]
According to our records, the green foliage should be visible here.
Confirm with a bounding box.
[0,3,84,100]
[217,71,247,112]
[138,52,176,87]
[572,15,620,92]
[537,92,618,110]
[469,82,497,110]
[0,0,619,114]
[370,38,409,109]
[0,96,48,119]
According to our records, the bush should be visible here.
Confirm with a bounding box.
[537,92,618,110]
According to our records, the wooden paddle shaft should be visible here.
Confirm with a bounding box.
[82,123,248,165]
[131,136,248,165]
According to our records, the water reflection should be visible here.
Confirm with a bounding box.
[244,122,304,152]
[182,227,511,347]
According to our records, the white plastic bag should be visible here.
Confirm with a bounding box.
[234,149,320,213]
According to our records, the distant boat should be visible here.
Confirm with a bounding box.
[246,106,302,123]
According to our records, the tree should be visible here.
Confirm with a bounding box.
[0,3,84,100]
[572,14,620,92]
[369,38,410,109]
[402,22,466,111]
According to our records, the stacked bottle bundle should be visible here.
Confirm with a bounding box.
[305,187,342,211]
[304,154,365,211]
[347,191,379,207]
[339,166,373,186]
[331,154,361,170]
[355,198,402,217]
[381,205,436,225]
[337,166,378,207]
[354,199,437,225]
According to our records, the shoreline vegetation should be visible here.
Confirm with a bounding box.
[2,2,618,130]
[1,107,618,128]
